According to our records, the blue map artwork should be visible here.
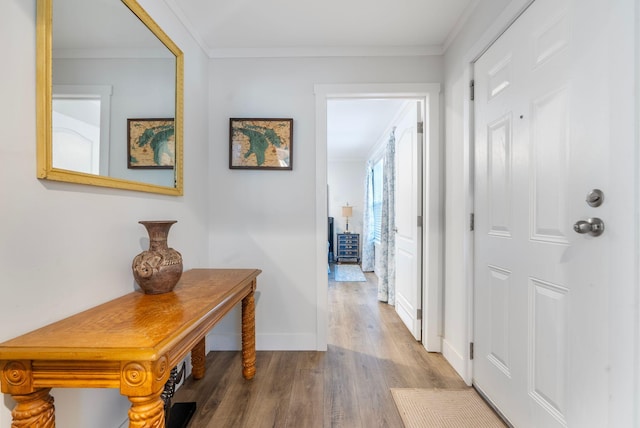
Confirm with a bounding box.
[231,120,291,168]
[129,120,175,168]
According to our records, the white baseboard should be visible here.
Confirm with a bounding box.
[207,332,318,351]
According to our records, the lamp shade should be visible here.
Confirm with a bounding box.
[341,206,353,218]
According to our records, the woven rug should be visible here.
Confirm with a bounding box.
[334,264,366,282]
[391,388,507,427]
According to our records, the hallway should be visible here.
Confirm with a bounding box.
[173,270,468,427]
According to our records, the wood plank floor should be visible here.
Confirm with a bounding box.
[173,267,467,427]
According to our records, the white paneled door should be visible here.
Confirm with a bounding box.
[395,101,423,340]
[473,0,634,426]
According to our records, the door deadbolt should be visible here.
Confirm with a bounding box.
[586,189,604,207]
[573,217,605,236]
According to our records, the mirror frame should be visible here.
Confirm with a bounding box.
[36,0,184,195]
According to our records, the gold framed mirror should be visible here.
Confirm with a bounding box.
[36,0,183,195]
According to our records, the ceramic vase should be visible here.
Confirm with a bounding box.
[132,220,183,294]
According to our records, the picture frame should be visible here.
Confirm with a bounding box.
[229,118,293,170]
[127,118,175,169]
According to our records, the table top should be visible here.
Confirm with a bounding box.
[0,269,261,362]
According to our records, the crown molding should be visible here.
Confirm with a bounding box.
[208,45,443,58]
[161,0,210,56]
[52,48,174,59]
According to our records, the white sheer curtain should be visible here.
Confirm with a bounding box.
[377,129,396,305]
[361,161,375,272]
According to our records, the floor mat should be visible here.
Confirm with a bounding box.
[334,264,366,282]
[391,388,507,427]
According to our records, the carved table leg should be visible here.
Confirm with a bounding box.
[241,290,256,380]
[127,389,165,428]
[10,388,55,428]
[191,338,206,380]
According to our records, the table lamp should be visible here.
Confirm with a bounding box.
[342,203,353,233]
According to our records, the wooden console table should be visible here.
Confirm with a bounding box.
[0,268,261,427]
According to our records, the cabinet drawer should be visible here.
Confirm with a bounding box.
[338,250,358,257]
[338,244,356,250]
[338,236,358,243]
[339,240,358,246]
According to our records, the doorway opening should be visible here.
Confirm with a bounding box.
[315,83,442,353]
[326,98,405,267]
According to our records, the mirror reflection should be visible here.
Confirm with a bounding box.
[37,0,183,195]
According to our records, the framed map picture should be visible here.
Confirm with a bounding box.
[127,118,175,169]
[229,118,293,170]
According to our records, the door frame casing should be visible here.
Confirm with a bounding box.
[452,0,536,385]
[314,83,442,352]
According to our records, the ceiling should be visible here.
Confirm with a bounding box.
[164,0,480,159]
[167,0,478,57]
[55,0,171,54]
[327,99,407,160]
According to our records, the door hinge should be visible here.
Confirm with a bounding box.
[417,121,424,134]
[470,213,475,231]
[417,215,423,227]
[417,309,422,320]
[470,80,475,101]
[470,342,474,360]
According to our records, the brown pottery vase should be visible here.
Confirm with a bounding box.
[132,220,183,294]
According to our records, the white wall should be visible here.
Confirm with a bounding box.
[207,56,443,350]
[0,0,209,426]
[327,160,366,240]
